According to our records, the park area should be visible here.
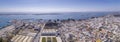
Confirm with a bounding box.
[42,37,57,42]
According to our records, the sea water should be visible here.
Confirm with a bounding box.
[0,12,113,29]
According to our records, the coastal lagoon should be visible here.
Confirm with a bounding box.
[0,12,114,28]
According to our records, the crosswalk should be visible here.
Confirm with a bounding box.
[23,36,29,42]
[11,35,33,42]
[11,35,19,41]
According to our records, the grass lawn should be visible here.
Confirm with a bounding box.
[42,37,46,42]
[42,37,57,42]
[47,37,51,42]
[52,37,57,42]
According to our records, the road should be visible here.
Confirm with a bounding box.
[33,23,46,42]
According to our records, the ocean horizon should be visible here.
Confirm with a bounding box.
[0,12,118,28]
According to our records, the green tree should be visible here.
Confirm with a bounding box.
[0,37,2,42]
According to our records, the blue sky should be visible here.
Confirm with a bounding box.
[0,0,120,13]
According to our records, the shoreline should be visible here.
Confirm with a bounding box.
[0,25,15,37]
[0,24,11,30]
